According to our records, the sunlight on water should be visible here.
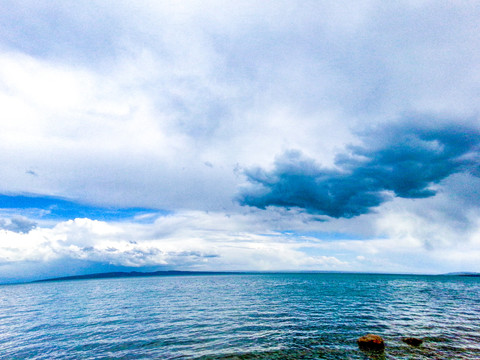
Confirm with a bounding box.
[0,274,479,359]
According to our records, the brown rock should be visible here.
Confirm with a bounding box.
[357,334,385,351]
[402,337,423,346]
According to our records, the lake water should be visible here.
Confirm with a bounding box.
[0,273,479,359]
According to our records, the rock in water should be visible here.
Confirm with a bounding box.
[357,334,385,351]
[402,337,423,346]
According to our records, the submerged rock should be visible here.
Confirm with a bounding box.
[357,334,385,351]
[402,337,423,346]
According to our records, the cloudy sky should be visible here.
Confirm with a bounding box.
[1,1,480,282]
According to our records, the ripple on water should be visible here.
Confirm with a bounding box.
[0,274,479,359]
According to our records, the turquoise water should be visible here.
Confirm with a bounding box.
[0,273,479,359]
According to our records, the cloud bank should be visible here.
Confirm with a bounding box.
[0,214,346,282]
[239,120,480,218]
[2,208,480,283]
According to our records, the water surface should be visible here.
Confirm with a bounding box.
[0,273,479,359]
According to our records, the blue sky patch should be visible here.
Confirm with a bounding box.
[0,194,169,222]
[281,230,366,241]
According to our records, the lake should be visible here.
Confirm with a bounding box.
[0,273,479,359]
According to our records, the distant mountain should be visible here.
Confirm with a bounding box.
[443,272,480,276]
[32,270,241,283]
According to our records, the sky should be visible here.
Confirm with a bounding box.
[1,1,480,282]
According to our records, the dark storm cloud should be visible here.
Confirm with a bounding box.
[0,216,37,233]
[238,120,480,218]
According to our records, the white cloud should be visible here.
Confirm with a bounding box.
[2,207,480,282]
[0,213,349,282]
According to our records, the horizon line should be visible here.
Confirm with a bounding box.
[3,269,479,286]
